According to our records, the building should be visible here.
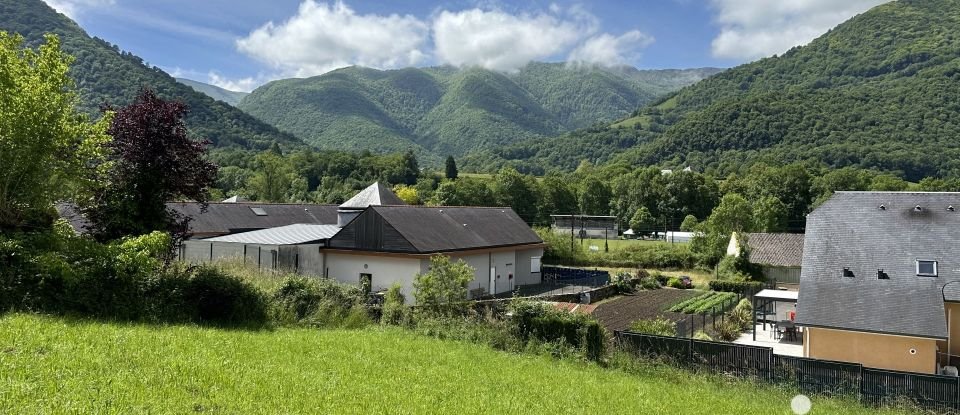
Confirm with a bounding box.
[180,182,545,303]
[727,232,804,285]
[796,192,960,374]
[551,214,618,239]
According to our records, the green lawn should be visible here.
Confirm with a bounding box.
[576,238,684,251]
[0,314,913,414]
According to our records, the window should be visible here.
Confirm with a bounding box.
[917,260,938,277]
[531,256,541,273]
[250,207,267,216]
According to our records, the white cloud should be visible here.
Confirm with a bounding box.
[568,30,654,66]
[710,0,890,60]
[207,72,261,93]
[43,0,115,19]
[236,0,428,78]
[431,8,587,72]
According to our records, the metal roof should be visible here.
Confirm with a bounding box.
[168,202,339,236]
[204,224,341,245]
[743,233,804,267]
[755,289,798,302]
[339,182,405,209]
[796,192,960,339]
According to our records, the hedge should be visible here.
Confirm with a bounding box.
[510,301,606,361]
[708,280,763,294]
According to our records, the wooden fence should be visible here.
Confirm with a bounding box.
[615,331,960,413]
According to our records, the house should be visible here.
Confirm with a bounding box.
[796,192,960,374]
[180,182,545,303]
[727,232,804,285]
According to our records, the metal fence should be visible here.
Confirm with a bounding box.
[541,266,610,284]
[615,331,960,413]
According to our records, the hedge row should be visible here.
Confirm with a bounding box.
[708,280,763,294]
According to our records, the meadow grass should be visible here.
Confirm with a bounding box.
[0,314,915,414]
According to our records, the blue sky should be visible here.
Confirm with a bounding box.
[45,0,889,91]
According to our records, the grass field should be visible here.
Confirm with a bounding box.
[0,314,914,414]
[576,238,685,251]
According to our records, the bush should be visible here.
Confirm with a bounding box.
[709,280,763,294]
[637,276,660,290]
[714,320,743,342]
[667,277,684,289]
[510,300,606,361]
[611,272,636,294]
[381,283,408,326]
[629,316,676,336]
[414,255,474,317]
[183,265,269,327]
[271,277,368,328]
[693,330,713,341]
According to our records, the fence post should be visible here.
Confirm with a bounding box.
[689,315,694,338]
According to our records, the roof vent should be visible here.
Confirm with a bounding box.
[879,204,886,210]
[949,206,956,212]
[877,269,889,280]
[842,267,855,278]
[915,205,923,212]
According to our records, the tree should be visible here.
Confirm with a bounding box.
[0,33,110,230]
[413,255,475,316]
[577,176,611,215]
[691,193,755,267]
[753,196,788,232]
[629,207,655,238]
[679,215,699,232]
[399,150,419,185]
[493,167,539,223]
[430,178,494,206]
[393,184,419,205]
[445,155,458,180]
[84,89,217,241]
[869,174,909,191]
[246,152,296,203]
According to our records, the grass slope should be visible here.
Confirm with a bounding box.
[0,314,912,414]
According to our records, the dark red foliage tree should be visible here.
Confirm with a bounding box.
[85,89,218,242]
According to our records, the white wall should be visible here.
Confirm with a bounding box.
[515,247,544,286]
[447,252,490,298]
[326,253,422,303]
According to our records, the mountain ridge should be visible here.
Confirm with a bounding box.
[175,78,249,106]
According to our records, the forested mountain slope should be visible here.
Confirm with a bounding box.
[0,0,302,151]
[482,0,960,179]
[238,63,721,160]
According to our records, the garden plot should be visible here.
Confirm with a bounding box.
[592,289,701,333]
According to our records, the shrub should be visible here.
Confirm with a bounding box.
[709,280,763,294]
[510,300,606,361]
[414,255,474,317]
[184,265,269,327]
[611,272,636,294]
[629,316,676,336]
[667,277,683,289]
[637,276,660,290]
[728,307,753,331]
[271,276,367,328]
[693,330,713,341]
[381,283,408,326]
[714,319,743,342]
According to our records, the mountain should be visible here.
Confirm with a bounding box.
[0,0,302,152]
[484,0,960,179]
[175,78,248,106]
[238,63,722,160]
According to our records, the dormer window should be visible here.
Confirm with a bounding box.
[917,260,938,277]
[250,207,268,216]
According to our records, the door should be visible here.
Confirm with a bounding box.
[359,273,372,295]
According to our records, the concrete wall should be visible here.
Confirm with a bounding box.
[296,245,325,276]
[326,252,422,303]
[446,253,489,298]
[514,247,544,286]
[805,327,938,374]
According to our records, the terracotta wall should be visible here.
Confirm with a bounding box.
[806,327,938,374]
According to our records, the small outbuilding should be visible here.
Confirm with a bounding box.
[727,232,804,285]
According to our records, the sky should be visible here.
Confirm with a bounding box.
[43,0,890,92]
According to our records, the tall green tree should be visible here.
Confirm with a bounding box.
[493,167,539,223]
[445,156,458,180]
[0,33,110,229]
[577,176,611,215]
[85,89,218,241]
[247,152,297,203]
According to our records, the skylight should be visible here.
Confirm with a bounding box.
[917,260,938,277]
[250,207,267,216]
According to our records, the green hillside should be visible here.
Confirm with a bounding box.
[175,78,249,106]
[0,0,302,151]
[238,63,721,160]
[483,0,960,179]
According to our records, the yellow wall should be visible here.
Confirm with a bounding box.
[945,303,960,359]
[806,327,938,374]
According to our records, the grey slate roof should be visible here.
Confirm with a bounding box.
[339,182,405,209]
[330,205,543,253]
[204,224,341,245]
[167,202,338,237]
[744,233,804,267]
[796,192,960,339]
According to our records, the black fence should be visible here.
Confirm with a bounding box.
[541,266,610,284]
[615,331,960,413]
